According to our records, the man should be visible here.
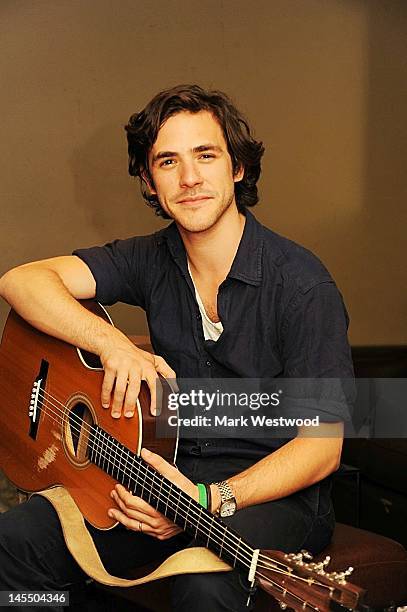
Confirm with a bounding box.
[0,85,353,611]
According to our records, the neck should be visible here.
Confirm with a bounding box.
[178,205,246,281]
[88,423,256,576]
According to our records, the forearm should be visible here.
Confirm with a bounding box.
[210,424,343,512]
[0,264,128,355]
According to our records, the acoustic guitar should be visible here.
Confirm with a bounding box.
[0,302,365,611]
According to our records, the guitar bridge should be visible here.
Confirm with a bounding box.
[28,359,49,439]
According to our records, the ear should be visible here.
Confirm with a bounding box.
[141,169,157,195]
[233,164,244,183]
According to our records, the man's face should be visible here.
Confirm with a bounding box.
[147,110,244,233]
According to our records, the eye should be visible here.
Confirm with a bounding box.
[200,153,215,160]
[160,159,175,167]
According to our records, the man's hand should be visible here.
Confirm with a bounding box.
[99,334,176,418]
[108,448,198,539]
[0,256,177,419]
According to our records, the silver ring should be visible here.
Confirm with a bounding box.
[139,521,143,533]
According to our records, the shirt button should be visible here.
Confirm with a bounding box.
[206,360,212,367]
[196,313,202,320]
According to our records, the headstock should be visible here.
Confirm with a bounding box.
[256,548,365,611]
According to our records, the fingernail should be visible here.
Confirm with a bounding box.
[112,412,120,419]
[124,411,134,418]
[108,510,114,518]
[102,403,109,409]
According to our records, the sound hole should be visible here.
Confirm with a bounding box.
[66,401,95,464]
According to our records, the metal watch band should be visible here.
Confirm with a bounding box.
[213,480,234,504]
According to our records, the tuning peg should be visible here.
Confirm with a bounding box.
[300,550,313,560]
[279,603,288,610]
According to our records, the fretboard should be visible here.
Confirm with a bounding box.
[88,425,255,574]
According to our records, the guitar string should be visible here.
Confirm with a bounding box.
[31,386,343,596]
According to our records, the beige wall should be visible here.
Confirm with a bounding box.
[0,0,406,344]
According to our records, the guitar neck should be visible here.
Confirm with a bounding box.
[88,425,255,574]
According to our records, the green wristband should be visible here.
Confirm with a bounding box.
[197,483,208,508]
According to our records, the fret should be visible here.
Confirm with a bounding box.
[156,476,164,511]
[148,470,155,504]
[139,458,147,498]
[128,453,135,489]
[137,456,143,495]
[194,506,202,540]
[114,441,121,480]
[233,537,242,568]
[184,496,192,530]
[132,454,139,495]
[96,427,102,468]
[206,514,214,548]
[101,430,109,473]
[164,483,172,517]
[106,433,114,477]
[93,428,98,463]
[173,489,181,522]
[121,448,130,486]
[219,525,226,558]
[111,436,118,478]
[110,436,117,477]
[98,428,104,471]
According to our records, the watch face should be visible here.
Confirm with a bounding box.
[220,499,236,517]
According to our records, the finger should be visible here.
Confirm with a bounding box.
[110,371,129,418]
[154,356,179,393]
[156,526,183,540]
[144,371,159,416]
[101,369,116,408]
[141,448,177,480]
[110,490,162,529]
[114,484,162,518]
[123,374,141,418]
[108,506,178,538]
[153,356,177,379]
[108,507,155,533]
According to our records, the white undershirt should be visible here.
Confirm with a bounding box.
[188,262,223,342]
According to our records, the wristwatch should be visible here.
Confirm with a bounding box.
[213,480,237,517]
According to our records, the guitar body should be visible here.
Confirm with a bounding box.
[0,301,176,529]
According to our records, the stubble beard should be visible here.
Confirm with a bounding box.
[162,188,236,234]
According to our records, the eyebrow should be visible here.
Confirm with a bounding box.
[152,144,223,164]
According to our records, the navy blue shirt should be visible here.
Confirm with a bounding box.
[74,209,353,458]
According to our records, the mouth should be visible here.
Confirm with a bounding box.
[177,196,213,205]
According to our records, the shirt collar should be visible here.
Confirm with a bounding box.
[161,208,264,287]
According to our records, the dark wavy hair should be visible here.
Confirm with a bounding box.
[125,84,265,218]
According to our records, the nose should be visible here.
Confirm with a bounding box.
[179,159,203,189]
